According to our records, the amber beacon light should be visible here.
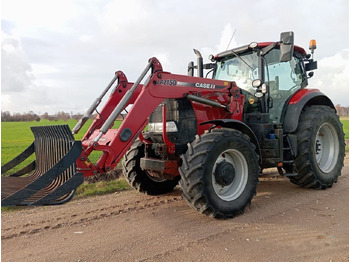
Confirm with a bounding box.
[309,39,317,53]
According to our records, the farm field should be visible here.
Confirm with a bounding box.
[2,118,348,163]
[341,117,349,140]
[2,119,90,165]
[1,118,348,173]
[1,119,123,172]
[2,118,348,162]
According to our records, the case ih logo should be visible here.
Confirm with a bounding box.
[195,82,215,89]
[156,80,216,89]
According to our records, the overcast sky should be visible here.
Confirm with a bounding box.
[1,0,349,114]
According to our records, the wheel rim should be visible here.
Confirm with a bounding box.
[146,173,167,183]
[212,149,248,201]
[315,122,339,173]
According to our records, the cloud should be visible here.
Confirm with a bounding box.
[201,23,241,63]
[217,24,239,52]
[312,49,349,106]
[1,33,33,92]
[1,0,82,35]
[1,0,349,114]
[1,33,58,113]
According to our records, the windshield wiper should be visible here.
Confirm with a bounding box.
[230,50,253,70]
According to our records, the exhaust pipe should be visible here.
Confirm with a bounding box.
[193,49,203,78]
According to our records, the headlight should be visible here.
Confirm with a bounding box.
[149,121,178,133]
[252,79,262,87]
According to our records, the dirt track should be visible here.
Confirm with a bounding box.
[2,155,349,262]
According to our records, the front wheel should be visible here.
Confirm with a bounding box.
[290,106,345,189]
[179,128,260,218]
[122,137,179,195]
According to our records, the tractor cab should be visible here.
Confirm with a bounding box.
[211,31,317,125]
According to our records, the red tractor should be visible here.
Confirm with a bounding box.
[2,32,345,218]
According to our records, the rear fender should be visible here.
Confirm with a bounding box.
[282,89,335,133]
[200,119,261,161]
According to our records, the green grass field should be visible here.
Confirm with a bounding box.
[1,119,123,173]
[341,117,349,140]
[2,118,349,166]
[1,119,127,202]
[1,117,348,201]
[2,119,81,165]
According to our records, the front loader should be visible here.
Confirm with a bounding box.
[2,32,345,218]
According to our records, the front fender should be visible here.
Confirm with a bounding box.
[282,89,335,133]
[200,119,261,161]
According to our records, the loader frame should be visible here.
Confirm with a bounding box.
[76,57,246,177]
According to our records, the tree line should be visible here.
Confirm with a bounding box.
[1,111,85,122]
[1,105,349,122]
[335,105,349,117]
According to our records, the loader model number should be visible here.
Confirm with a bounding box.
[195,83,215,89]
[156,79,177,86]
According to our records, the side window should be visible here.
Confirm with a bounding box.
[265,50,303,92]
[265,49,303,124]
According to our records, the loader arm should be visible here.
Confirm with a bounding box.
[80,71,144,142]
[77,57,241,176]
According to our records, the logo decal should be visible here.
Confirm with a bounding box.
[195,83,215,89]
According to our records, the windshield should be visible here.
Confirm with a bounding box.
[214,52,259,94]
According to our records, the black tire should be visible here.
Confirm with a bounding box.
[289,106,345,189]
[122,137,179,195]
[179,128,260,218]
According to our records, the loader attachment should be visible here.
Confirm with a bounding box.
[1,125,83,206]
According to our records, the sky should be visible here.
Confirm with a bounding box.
[1,0,349,115]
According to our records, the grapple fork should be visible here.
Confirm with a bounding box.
[1,125,83,206]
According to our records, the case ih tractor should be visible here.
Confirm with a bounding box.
[2,32,345,218]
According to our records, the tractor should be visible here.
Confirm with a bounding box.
[2,32,345,218]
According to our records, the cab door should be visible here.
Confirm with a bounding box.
[264,49,304,124]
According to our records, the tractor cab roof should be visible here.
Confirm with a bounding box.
[258,42,306,54]
[215,42,306,61]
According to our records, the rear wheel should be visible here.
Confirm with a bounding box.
[179,128,260,218]
[122,137,178,195]
[290,106,345,188]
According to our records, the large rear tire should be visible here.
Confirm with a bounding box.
[290,106,345,189]
[179,128,260,218]
[122,138,179,195]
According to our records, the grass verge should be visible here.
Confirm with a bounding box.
[340,118,349,152]
[74,178,131,199]
[1,178,131,212]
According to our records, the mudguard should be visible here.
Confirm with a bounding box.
[200,119,261,159]
[282,89,335,133]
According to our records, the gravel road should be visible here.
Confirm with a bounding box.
[2,155,348,262]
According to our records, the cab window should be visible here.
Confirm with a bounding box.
[265,49,304,123]
[264,49,303,92]
[214,52,259,94]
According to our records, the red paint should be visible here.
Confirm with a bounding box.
[288,89,321,105]
[77,58,243,176]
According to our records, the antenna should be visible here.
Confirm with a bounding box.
[226,28,237,51]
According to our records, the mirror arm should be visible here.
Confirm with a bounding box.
[260,41,280,56]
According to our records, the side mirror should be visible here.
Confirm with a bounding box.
[280,31,294,62]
